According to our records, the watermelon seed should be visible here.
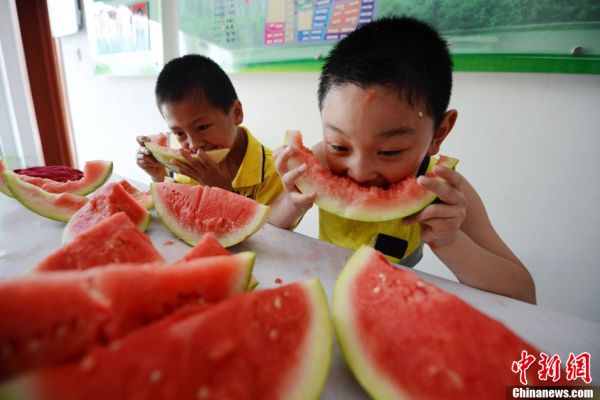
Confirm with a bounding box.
[54,324,68,340]
[283,291,290,298]
[378,273,387,282]
[274,297,282,310]
[372,286,381,294]
[149,369,162,385]
[416,280,426,288]
[269,329,279,341]
[27,339,41,353]
[394,279,401,286]
[80,355,95,371]
[197,386,209,399]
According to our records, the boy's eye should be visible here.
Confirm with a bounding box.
[172,131,184,137]
[378,150,402,157]
[329,144,349,153]
[197,124,211,131]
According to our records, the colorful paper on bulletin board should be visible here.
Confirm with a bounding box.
[178,0,600,74]
[86,0,163,75]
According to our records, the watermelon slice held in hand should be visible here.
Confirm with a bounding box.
[0,158,13,197]
[2,171,88,222]
[151,182,269,247]
[0,253,254,380]
[63,182,150,244]
[36,212,164,272]
[332,246,555,400]
[145,142,230,174]
[284,130,458,222]
[1,279,331,399]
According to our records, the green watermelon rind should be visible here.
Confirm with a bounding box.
[3,170,88,223]
[0,158,13,198]
[150,183,270,248]
[75,161,113,196]
[332,246,410,400]
[145,142,230,173]
[285,279,333,400]
[231,251,256,293]
[284,131,459,222]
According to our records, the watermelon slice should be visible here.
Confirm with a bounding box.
[1,279,331,399]
[332,246,554,399]
[285,130,459,222]
[151,182,270,247]
[2,171,89,222]
[116,179,153,209]
[0,158,14,197]
[175,233,260,290]
[148,133,168,147]
[63,182,150,243]
[35,212,164,272]
[0,254,254,380]
[15,160,112,196]
[145,142,230,174]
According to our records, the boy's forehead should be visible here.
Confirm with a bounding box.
[322,83,426,114]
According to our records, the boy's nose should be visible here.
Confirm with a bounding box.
[187,133,205,151]
[346,155,377,185]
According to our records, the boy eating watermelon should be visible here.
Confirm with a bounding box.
[270,17,536,304]
[136,54,283,206]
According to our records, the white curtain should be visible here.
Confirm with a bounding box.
[0,0,43,168]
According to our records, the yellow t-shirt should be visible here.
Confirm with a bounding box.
[318,156,437,266]
[174,127,283,205]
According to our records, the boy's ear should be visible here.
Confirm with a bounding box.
[428,109,458,155]
[232,99,244,125]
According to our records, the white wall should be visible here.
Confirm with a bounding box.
[57,26,600,323]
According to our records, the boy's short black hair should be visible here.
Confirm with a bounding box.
[318,17,452,128]
[155,54,238,113]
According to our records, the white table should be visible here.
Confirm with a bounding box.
[1,180,598,397]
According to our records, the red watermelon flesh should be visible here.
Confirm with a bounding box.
[0,273,110,381]
[63,182,150,243]
[2,279,332,400]
[35,212,164,272]
[284,130,459,222]
[16,160,112,196]
[0,254,253,381]
[173,233,261,290]
[117,179,153,209]
[333,246,565,400]
[178,233,230,262]
[151,182,270,247]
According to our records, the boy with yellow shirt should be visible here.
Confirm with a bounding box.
[270,17,536,304]
[136,54,282,206]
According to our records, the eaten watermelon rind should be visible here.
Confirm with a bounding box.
[3,170,88,223]
[332,246,410,399]
[0,158,13,198]
[150,183,270,248]
[285,279,333,400]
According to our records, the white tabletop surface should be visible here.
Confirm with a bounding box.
[1,178,598,396]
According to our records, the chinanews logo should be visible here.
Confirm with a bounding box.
[507,351,597,400]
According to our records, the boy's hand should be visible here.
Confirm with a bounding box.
[172,149,233,191]
[402,165,466,248]
[273,145,316,214]
[136,135,167,182]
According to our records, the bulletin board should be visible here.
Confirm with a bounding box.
[85,0,600,75]
[177,0,600,74]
